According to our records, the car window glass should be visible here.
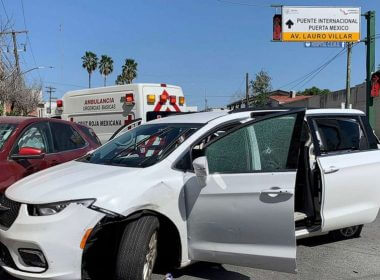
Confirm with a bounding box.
[78,126,101,146]
[206,127,251,173]
[79,123,201,168]
[360,116,379,149]
[0,124,16,150]
[205,114,297,173]
[50,122,86,152]
[14,123,49,154]
[253,116,296,171]
[314,117,368,154]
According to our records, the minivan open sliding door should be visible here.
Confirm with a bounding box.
[185,109,305,273]
[309,115,380,232]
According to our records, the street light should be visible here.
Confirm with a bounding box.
[2,66,54,80]
[21,66,54,76]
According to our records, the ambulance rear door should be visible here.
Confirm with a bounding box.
[142,84,186,122]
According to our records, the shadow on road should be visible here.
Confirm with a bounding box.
[157,262,250,280]
[297,234,351,247]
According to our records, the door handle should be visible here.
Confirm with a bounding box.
[261,188,290,195]
[324,166,339,174]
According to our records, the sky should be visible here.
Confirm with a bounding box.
[1,0,379,109]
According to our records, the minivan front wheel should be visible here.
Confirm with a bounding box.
[114,216,160,280]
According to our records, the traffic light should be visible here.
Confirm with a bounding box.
[273,14,282,41]
[371,71,380,97]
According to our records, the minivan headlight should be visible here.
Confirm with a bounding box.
[28,199,96,216]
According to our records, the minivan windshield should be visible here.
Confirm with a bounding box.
[79,123,201,168]
[0,124,16,150]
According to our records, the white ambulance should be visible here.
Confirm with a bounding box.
[57,83,193,143]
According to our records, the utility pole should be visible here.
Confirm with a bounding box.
[12,32,20,74]
[245,73,249,108]
[204,88,208,111]
[0,30,28,74]
[345,42,352,108]
[365,11,376,127]
[45,86,56,115]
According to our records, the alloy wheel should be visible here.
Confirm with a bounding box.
[143,231,158,280]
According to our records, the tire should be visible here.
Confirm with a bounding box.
[329,225,363,241]
[114,216,160,280]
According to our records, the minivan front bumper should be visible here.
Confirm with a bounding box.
[0,203,104,280]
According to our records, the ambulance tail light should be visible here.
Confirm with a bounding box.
[125,93,134,104]
[57,100,63,108]
[170,96,176,104]
[160,94,168,103]
[147,95,156,104]
[179,96,185,105]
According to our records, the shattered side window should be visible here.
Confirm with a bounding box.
[253,115,296,171]
[205,114,297,174]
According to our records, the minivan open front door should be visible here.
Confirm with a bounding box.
[184,109,305,273]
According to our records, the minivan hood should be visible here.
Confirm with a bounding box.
[6,161,142,205]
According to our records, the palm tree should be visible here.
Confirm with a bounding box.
[115,74,125,85]
[122,59,138,84]
[81,51,98,88]
[99,55,114,86]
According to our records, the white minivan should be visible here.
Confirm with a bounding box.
[0,108,379,280]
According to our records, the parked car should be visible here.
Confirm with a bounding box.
[0,108,379,280]
[0,117,101,192]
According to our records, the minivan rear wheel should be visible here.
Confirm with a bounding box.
[329,225,363,241]
[114,216,160,280]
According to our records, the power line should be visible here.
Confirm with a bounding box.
[215,0,271,8]
[277,48,347,91]
[20,0,42,82]
[291,48,348,91]
[44,81,86,88]
[293,43,360,91]
[0,0,10,22]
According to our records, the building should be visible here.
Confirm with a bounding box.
[226,83,380,136]
[227,90,317,110]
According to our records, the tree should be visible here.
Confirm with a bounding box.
[99,55,113,86]
[81,51,98,88]
[249,70,272,107]
[115,74,125,85]
[0,18,41,116]
[116,58,138,85]
[299,86,330,96]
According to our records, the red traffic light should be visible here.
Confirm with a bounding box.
[371,71,380,98]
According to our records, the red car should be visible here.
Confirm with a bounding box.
[0,117,101,192]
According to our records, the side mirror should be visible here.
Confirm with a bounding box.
[192,156,209,185]
[11,147,45,160]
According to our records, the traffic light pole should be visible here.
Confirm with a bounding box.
[365,11,376,127]
[346,43,352,108]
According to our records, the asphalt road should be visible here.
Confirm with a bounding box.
[2,216,380,280]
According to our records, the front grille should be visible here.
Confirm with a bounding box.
[0,195,21,230]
